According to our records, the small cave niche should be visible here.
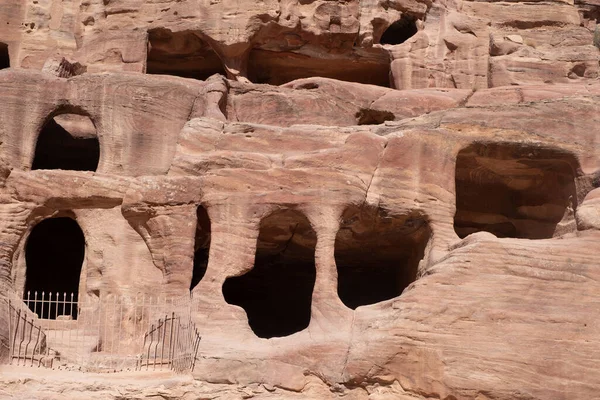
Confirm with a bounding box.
[454,143,578,239]
[335,205,431,310]
[146,28,226,80]
[222,209,317,338]
[355,108,395,125]
[0,43,9,69]
[24,217,86,319]
[32,114,100,171]
[247,49,391,87]
[190,206,211,291]
[380,15,418,45]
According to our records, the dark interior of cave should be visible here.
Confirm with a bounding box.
[0,43,9,69]
[222,209,317,338]
[31,116,100,171]
[190,206,211,291]
[248,49,391,87]
[454,143,578,239]
[146,28,226,80]
[24,217,85,319]
[380,15,419,45]
[335,205,431,309]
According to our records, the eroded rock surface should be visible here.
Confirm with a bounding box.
[0,0,599,399]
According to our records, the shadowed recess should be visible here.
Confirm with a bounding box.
[32,114,100,171]
[454,143,578,239]
[380,15,418,45]
[147,28,226,80]
[0,43,9,69]
[24,217,85,319]
[190,206,211,291]
[335,205,431,309]
[223,209,317,338]
[248,49,391,87]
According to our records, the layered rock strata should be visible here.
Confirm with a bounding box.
[0,0,599,398]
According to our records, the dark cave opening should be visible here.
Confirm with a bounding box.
[454,143,578,239]
[32,115,100,171]
[0,43,9,69]
[380,15,419,45]
[335,205,431,309]
[222,209,317,338]
[24,217,85,319]
[190,206,211,291]
[146,28,226,80]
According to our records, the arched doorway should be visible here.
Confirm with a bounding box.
[24,217,86,319]
[32,114,100,171]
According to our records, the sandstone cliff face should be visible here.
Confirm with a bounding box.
[0,0,600,398]
[2,0,598,86]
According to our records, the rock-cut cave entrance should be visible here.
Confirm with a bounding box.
[0,43,9,69]
[32,114,100,171]
[335,205,431,309]
[24,217,86,319]
[146,28,226,80]
[222,209,317,338]
[380,15,419,45]
[454,143,578,239]
[190,206,211,291]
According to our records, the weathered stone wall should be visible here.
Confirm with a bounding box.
[0,0,600,398]
[2,0,598,87]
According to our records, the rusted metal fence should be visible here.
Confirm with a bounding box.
[6,297,52,367]
[23,291,78,320]
[2,291,201,373]
[138,312,201,372]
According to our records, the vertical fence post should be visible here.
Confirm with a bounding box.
[160,314,167,367]
[7,299,12,363]
[111,294,117,355]
[191,327,201,372]
[11,308,20,365]
[104,294,110,355]
[32,326,41,367]
[68,292,74,364]
[54,292,58,321]
[40,292,45,322]
[173,317,180,372]
[153,319,161,370]
[17,311,26,366]
[76,293,81,368]
[23,319,33,366]
[133,294,138,355]
[168,312,175,368]
[33,292,38,317]
[146,323,154,371]
[97,294,102,356]
[117,295,123,357]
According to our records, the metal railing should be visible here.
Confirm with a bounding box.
[2,291,201,373]
[6,297,52,367]
[23,291,78,320]
[138,312,201,372]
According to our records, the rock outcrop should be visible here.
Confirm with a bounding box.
[0,0,599,399]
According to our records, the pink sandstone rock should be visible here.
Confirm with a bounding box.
[0,0,599,399]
